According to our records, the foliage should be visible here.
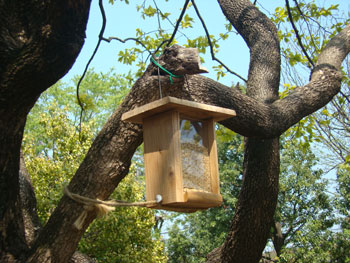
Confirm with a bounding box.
[330,167,350,262]
[79,166,167,263]
[23,102,95,223]
[22,71,167,262]
[278,139,334,236]
[277,222,334,263]
[272,1,346,68]
[25,69,132,143]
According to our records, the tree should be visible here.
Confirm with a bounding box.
[1,0,350,262]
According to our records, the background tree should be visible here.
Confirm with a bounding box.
[272,139,334,262]
[1,0,350,262]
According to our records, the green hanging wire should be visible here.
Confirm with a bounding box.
[150,57,183,84]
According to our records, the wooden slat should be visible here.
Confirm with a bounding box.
[143,111,184,205]
[183,188,223,207]
[146,205,206,213]
[122,96,236,124]
[206,119,220,195]
[148,189,222,212]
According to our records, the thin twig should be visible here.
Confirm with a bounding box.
[152,0,175,28]
[152,0,184,54]
[102,36,151,54]
[104,36,156,62]
[152,0,191,42]
[153,0,164,37]
[293,0,333,35]
[154,39,171,55]
[191,0,247,82]
[285,0,315,68]
[293,0,318,53]
[166,0,191,47]
[76,0,107,137]
[340,90,350,104]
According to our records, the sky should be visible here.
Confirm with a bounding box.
[62,0,350,88]
[62,0,252,86]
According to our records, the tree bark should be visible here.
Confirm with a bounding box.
[0,0,91,261]
[217,1,281,261]
[19,152,41,248]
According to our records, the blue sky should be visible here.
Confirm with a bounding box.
[62,1,251,86]
[63,0,349,87]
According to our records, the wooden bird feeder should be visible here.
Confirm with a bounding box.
[122,96,236,212]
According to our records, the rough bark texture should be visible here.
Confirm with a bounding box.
[1,0,350,262]
[217,1,281,261]
[0,0,92,262]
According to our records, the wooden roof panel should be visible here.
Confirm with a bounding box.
[122,96,236,124]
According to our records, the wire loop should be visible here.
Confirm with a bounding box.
[151,57,184,84]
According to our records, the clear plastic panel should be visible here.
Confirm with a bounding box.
[180,119,211,192]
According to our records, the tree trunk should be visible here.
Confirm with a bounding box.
[217,1,281,261]
[220,138,280,262]
[0,0,91,261]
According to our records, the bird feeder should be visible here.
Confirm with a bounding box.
[122,96,236,212]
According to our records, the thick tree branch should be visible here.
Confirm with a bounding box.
[272,222,284,256]
[218,0,281,102]
[313,24,350,75]
[0,0,91,112]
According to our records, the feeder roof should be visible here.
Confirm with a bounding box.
[122,96,236,124]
